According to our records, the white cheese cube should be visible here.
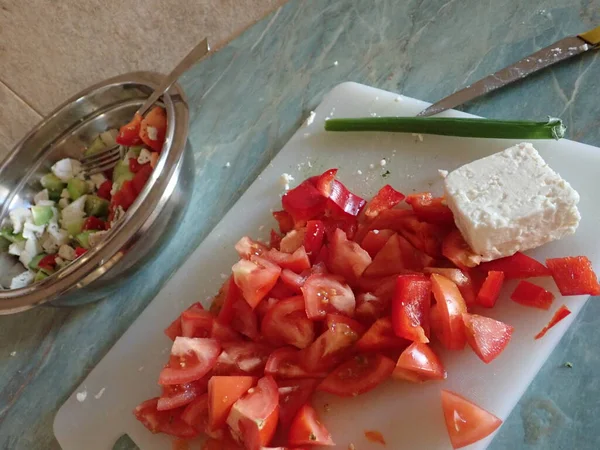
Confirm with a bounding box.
[58,244,76,261]
[89,173,107,189]
[34,189,49,205]
[137,148,152,165]
[443,143,580,261]
[51,158,82,182]
[10,271,34,289]
[9,208,32,234]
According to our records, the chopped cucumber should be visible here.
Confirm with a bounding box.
[75,231,94,249]
[0,236,10,252]
[48,188,62,202]
[128,146,144,157]
[0,227,25,243]
[84,136,106,157]
[85,195,109,217]
[67,178,89,200]
[34,270,49,282]
[28,253,47,271]
[113,159,134,187]
[31,205,54,226]
[65,218,85,236]
[100,129,118,147]
[41,173,65,192]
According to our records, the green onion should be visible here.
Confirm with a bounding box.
[324,116,566,140]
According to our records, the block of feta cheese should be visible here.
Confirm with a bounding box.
[443,142,580,261]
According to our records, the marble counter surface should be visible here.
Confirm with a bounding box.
[1,1,599,449]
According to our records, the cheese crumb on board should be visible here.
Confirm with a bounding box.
[76,390,87,402]
[280,173,294,190]
[443,143,580,261]
[305,111,316,126]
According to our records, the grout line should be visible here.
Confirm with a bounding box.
[0,79,43,118]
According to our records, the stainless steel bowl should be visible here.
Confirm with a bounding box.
[0,72,192,314]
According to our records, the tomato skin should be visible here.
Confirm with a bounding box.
[140,106,167,152]
[355,292,387,325]
[134,398,199,438]
[180,304,213,338]
[235,236,268,259]
[430,274,467,351]
[304,220,325,262]
[301,273,355,320]
[181,393,209,430]
[261,296,315,349]
[207,376,256,431]
[116,112,143,146]
[462,313,513,363]
[328,228,372,281]
[158,378,208,411]
[213,341,273,376]
[315,168,366,217]
[82,216,105,231]
[364,185,405,219]
[476,271,505,308]
[534,304,571,340]
[441,390,502,449]
[356,317,410,352]
[272,210,295,234]
[264,247,311,273]
[158,337,221,386]
[391,276,432,343]
[423,267,481,307]
[510,280,554,310]
[277,379,319,429]
[279,228,307,254]
[360,229,395,258]
[270,229,282,250]
[165,316,183,341]
[96,179,113,200]
[393,342,446,382]
[442,229,481,269]
[479,252,551,279]
[265,347,325,379]
[288,404,335,447]
[282,180,327,222]
[546,256,600,296]
[232,256,282,309]
[37,254,57,272]
[405,192,454,226]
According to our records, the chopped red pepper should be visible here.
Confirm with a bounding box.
[476,271,505,308]
[510,280,554,310]
[116,113,143,146]
[129,157,144,173]
[535,305,571,340]
[281,180,327,222]
[272,210,295,233]
[38,254,57,272]
[96,180,113,200]
[315,168,366,217]
[546,256,600,296]
[132,164,153,195]
[269,229,281,250]
[364,185,405,219]
[364,430,386,445]
[304,220,325,260]
[405,192,454,226]
[139,106,167,152]
[111,180,138,212]
[83,216,106,231]
[479,252,551,279]
[74,247,88,258]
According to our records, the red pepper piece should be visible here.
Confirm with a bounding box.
[476,271,505,308]
[546,256,600,296]
[534,305,571,340]
[510,280,554,310]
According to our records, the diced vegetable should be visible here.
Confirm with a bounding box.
[27,253,47,271]
[31,205,54,226]
[534,305,571,340]
[510,280,554,310]
[479,252,551,279]
[476,271,505,308]
[67,178,89,200]
[392,342,446,382]
[65,219,85,237]
[462,313,513,363]
[41,173,66,192]
[116,113,143,146]
[75,231,94,249]
[0,228,25,243]
[85,195,109,217]
[84,135,106,157]
[546,256,600,296]
[364,185,405,219]
[405,192,454,226]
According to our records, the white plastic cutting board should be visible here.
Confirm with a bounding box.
[54,82,600,450]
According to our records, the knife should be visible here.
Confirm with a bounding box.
[418,26,600,117]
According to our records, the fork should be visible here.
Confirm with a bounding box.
[81,37,210,175]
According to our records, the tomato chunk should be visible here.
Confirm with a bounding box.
[158,378,208,411]
[208,376,256,431]
[213,342,273,376]
[261,296,315,349]
[181,304,213,338]
[159,338,221,386]
[356,316,409,352]
[360,229,395,258]
[392,342,446,382]
[181,393,209,431]
[479,252,551,279]
[134,398,199,438]
[301,273,355,320]
[277,379,319,429]
[441,390,502,449]
[235,236,268,259]
[304,220,325,261]
[288,404,335,447]
[265,347,323,379]
[476,271,505,308]
[363,233,432,277]
[430,274,467,351]
[391,276,432,343]
[424,267,480,307]
[328,228,372,281]
[140,106,167,152]
[264,247,311,273]
[462,313,513,363]
[546,256,600,296]
[405,192,454,226]
[227,376,279,450]
[442,229,481,269]
[272,210,295,234]
[534,305,571,340]
[317,353,395,397]
[280,228,307,254]
[232,256,282,309]
[116,112,143,146]
[510,280,554,310]
[364,185,405,219]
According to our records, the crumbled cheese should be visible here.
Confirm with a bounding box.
[9,208,32,234]
[394,96,402,102]
[34,189,49,205]
[438,169,449,178]
[146,126,158,141]
[94,387,106,399]
[87,230,107,248]
[110,182,119,197]
[22,221,46,240]
[369,164,375,169]
[58,198,69,209]
[54,256,66,267]
[89,173,107,190]
[47,223,69,246]
[372,229,380,234]
[379,159,387,167]
[225,162,231,168]
[10,271,34,289]
[8,241,26,257]
[60,188,70,199]
[20,237,41,267]
[112,206,125,223]
[305,111,316,127]
[58,245,77,261]
[138,148,152,165]
[51,158,82,182]
[444,143,581,261]
[357,170,363,175]
[86,180,96,192]
[10,351,16,357]
[280,173,295,191]
[220,273,228,280]
[76,390,87,402]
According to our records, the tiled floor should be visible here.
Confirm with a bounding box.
[0,0,284,158]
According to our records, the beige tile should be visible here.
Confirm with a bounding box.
[0,0,285,115]
[0,81,41,160]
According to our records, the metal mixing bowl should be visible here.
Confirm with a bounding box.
[0,72,192,314]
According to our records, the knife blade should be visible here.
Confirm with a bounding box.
[418,26,600,117]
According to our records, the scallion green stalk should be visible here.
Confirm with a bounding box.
[324,116,566,140]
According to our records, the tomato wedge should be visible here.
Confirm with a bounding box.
[364,185,405,219]
[265,347,324,379]
[280,229,307,254]
[392,342,446,382]
[479,252,551,279]
[476,271,505,308]
[264,247,311,273]
[158,378,208,411]
[227,376,279,450]
[317,353,395,397]
[360,229,396,258]
[277,379,319,429]
[165,315,183,341]
[430,274,467,351]
[328,228,372,281]
[116,112,143,146]
[301,273,355,320]
[355,292,387,325]
[272,210,295,234]
[232,256,282,309]
[235,236,268,259]
[546,256,600,296]
[534,304,571,340]
[181,393,209,431]
[181,304,213,338]
[441,390,502,449]
[140,106,167,152]
[261,296,315,349]
[134,398,199,438]
[288,404,335,447]
[207,376,256,431]
[405,192,454,226]
[159,338,221,385]
[391,276,432,343]
[363,233,432,277]
[442,229,481,269]
[304,220,325,261]
[510,280,554,310]
[462,313,513,363]
[356,317,410,352]
[213,342,273,376]
[423,267,480,307]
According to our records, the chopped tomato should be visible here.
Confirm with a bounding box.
[132,163,153,195]
[180,304,213,338]
[270,230,282,250]
[546,256,600,296]
[235,236,268,259]
[322,214,359,241]
[207,376,256,431]
[230,296,260,340]
[232,256,282,309]
[111,179,137,211]
[479,252,551,279]
[213,342,273,376]
[393,342,446,382]
[424,267,481,307]
[442,229,481,269]
[405,192,454,226]
[129,157,144,173]
[181,393,209,430]
[355,292,387,325]
[356,275,402,302]
[441,390,502,449]
[227,376,279,450]
[74,246,88,258]
[359,229,395,258]
[301,273,355,320]
[315,168,366,217]
[510,280,554,310]
[96,179,113,200]
[328,228,372,281]
[261,296,315,349]
[265,347,324,379]
[534,305,571,340]
[355,209,415,243]
[140,106,167,152]
[218,277,241,325]
[165,316,183,341]
[288,404,335,447]
[280,269,305,293]
[272,210,295,234]
[357,317,410,352]
[212,320,243,342]
[158,337,221,386]
[116,112,143,146]
[462,313,513,363]
[37,254,57,272]
[134,398,199,438]
[282,180,327,223]
[364,185,405,219]
[202,435,243,450]
[83,216,105,231]
[430,274,467,351]
[476,271,505,308]
[317,353,395,397]
[364,430,386,446]
[264,247,311,273]
[280,229,307,254]
[363,233,432,277]
[391,276,432,343]
[158,379,208,411]
[304,220,325,261]
[172,438,190,450]
[277,379,319,429]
